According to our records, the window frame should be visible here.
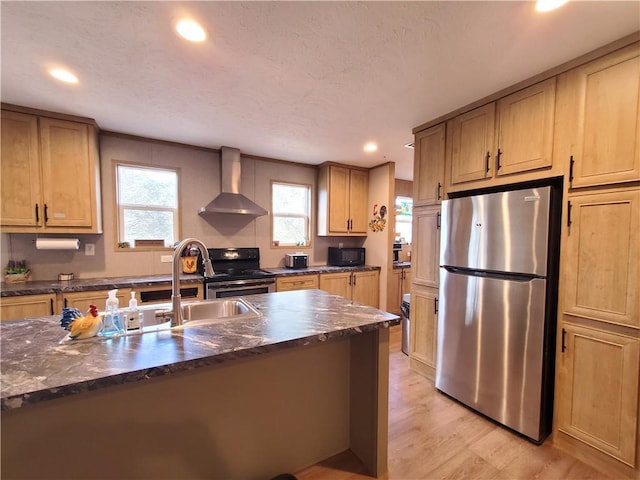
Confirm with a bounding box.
[113,160,182,252]
[270,180,313,249]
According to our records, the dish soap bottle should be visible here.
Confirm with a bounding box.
[126,291,142,332]
[100,289,124,336]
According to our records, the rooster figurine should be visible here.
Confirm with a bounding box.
[60,304,102,339]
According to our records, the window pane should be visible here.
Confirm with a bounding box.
[122,209,175,246]
[272,184,308,214]
[118,165,178,208]
[273,217,307,245]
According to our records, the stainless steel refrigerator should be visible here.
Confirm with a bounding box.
[435,185,560,443]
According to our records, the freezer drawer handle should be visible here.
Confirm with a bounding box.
[561,328,566,353]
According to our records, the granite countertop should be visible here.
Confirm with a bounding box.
[0,289,399,411]
[0,274,203,297]
[265,264,381,276]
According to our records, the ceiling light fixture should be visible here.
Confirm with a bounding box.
[176,19,207,42]
[535,0,569,12]
[48,68,78,84]
[363,142,378,153]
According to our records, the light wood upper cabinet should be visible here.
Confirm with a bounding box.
[563,188,639,327]
[556,322,639,466]
[0,111,42,227]
[446,79,556,190]
[0,294,56,321]
[411,205,440,289]
[1,109,102,233]
[495,78,556,175]
[413,123,445,206]
[318,164,369,236]
[556,43,640,188]
[448,103,496,185]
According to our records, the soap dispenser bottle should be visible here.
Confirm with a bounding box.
[100,289,124,336]
[126,291,142,332]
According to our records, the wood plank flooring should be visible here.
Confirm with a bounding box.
[295,326,610,480]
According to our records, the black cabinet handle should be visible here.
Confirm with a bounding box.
[44,203,49,223]
[35,204,39,223]
[49,298,54,315]
[64,298,68,308]
[485,151,491,173]
[569,155,575,184]
[436,182,442,200]
[434,297,439,315]
[496,149,503,170]
[436,212,441,229]
[567,201,572,227]
[561,328,566,353]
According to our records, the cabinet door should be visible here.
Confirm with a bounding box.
[410,286,438,376]
[0,294,56,321]
[348,169,369,234]
[62,289,131,313]
[327,166,350,234]
[412,206,440,288]
[448,103,495,185]
[564,189,639,327]
[496,78,556,176]
[564,45,640,187]
[557,323,639,466]
[319,272,351,299]
[352,270,379,308]
[39,118,95,228]
[0,111,42,227]
[414,123,445,206]
[387,269,402,315]
[276,275,319,292]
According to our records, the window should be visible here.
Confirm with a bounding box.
[115,163,180,248]
[272,182,311,247]
[395,196,413,243]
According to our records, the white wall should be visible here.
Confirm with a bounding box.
[0,134,364,280]
[364,163,395,311]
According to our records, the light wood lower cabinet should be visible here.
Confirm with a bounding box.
[319,270,379,308]
[135,283,203,305]
[556,321,639,467]
[0,294,57,321]
[276,275,319,292]
[61,289,132,313]
[409,285,438,380]
[387,267,411,315]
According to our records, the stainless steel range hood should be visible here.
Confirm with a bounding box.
[198,146,268,216]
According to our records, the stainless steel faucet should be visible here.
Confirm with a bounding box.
[172,238,214,326]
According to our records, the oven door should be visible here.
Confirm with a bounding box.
[205,279,276,299]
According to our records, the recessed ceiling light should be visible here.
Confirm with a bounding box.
[176,19,207,42]
[48,68,78,84]
[363,142,378,153]
[535,0,569,12]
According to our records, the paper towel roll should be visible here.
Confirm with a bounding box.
[35,238,80,250]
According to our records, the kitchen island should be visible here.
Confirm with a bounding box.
[1,289,399,479]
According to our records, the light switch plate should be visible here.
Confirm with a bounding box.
[85,243,95,256]
[160,255,172,263]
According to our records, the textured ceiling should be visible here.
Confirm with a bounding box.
[1,1,639,180]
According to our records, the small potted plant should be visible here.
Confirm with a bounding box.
[5,260,30,283]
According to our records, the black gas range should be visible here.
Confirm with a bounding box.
[197,247,275,298]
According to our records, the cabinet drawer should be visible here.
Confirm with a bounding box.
[276,275,319,292]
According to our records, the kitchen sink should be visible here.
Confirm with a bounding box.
[139,298,262,331]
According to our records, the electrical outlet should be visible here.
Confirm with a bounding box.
[338,242,344,248]
[160,255,172,263]
[85,243,95,256]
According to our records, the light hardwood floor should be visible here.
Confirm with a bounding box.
[296,325,610,480]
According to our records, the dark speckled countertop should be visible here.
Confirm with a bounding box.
[1,289,399,411]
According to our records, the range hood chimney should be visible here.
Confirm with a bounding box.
[198,146,268,216]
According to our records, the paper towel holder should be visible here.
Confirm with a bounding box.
[34,238,81,250]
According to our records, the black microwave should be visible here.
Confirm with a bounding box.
[328,247,365,266]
